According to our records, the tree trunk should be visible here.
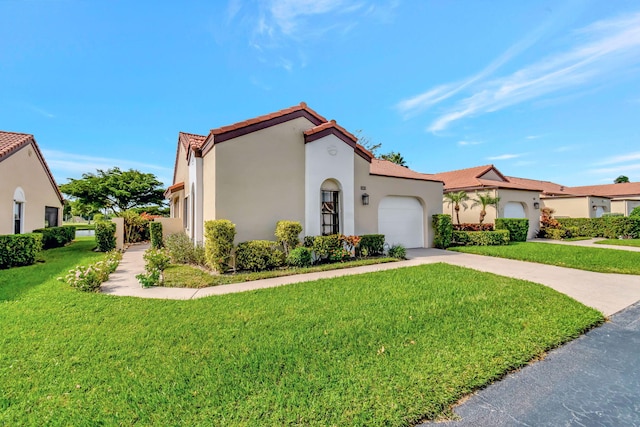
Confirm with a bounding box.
[479,209,486,224]
[454,204,461,224]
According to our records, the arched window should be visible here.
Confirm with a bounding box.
[320,179,340,235]
[13,187,25,234]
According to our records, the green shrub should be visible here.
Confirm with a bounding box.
[0,233,43,269]
[119,210,150,243]
[602,212,624,217]
[59,250,121,292]
[358,234,385,256]
[204,220,236,273]
[165,232,206,265]
[150,222,164,249]
[303,236,315,248]
[286,247,313,268]
[235,240,285,271]
[136,248,171,287]
[274,220,302,255]
[432,214,453,249]
[453,230,510,246]
[544,228,566,240]
[387,244,406,259]
[95,221,117,252]
[93,213,104,222]
[32,225,75,249]
[557,217,640,239]
[495,218,529,242]
[631,206,640,217]
[564,226,580,239]
[312,235,343,262]
[453,223,494,231]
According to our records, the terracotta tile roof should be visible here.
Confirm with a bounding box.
[430,164,540,191]
[568,182,640,198]
[370,159,442,182]
[178,132,207,151]
[303,119,357,141]
[505,176,573,195]
[0,130,64,203]
[210,102,327,136]
[0,130,33,161]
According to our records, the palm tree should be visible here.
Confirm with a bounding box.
[380,151,407,167]
[471,191,501,224]
[443,191,470,224]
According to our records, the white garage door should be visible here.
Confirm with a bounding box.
[378,196,424,248]
[504,202,526,218]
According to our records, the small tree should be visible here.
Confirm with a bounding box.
[204,220,236,273]
[443,191,470,224]
[471,192,501,224]
[380,151,407,167]
[614,175,630,183]
[274,220,302,255]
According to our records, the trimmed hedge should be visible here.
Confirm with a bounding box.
[95,221,117,252]
[495,218,529,242]
[286,247,313,268]
[557,217,640,239]
[312,235,343,261]
[0,233,43,269]
[150,222,164,249]
[274,220,302,255]
[453,223,494,231]
[204,219,236,273]
[235,240,285,271]
[32,226,75,249]
[433,214,453,249]
[359,234,385,256]
[453,230,510,246]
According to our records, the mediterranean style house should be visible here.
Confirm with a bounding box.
[430,165,543,239]
[166,103,443,248]
[0,131,63,234]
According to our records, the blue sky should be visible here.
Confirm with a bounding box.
[2,0,639,187]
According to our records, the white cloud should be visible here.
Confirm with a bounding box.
[487,153,522,161]
[28,105,55,118]
[526,135,542,140]
[398,11,640,132]
[589,163,640,175]
[457,140,482,146]
[554,145,576,152]
[597,151,640,165]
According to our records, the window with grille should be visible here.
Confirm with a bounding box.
[321,190,340,235]
[45,206,59,228]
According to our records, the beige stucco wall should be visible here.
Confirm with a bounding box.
[542,196,610,218]
[444,189,500,225]
[354,156,443,247]
[211,116,313,243]
[0,143,62,234]
[169,145,190,224]
[153,217,184,238]
[611,199,640,216]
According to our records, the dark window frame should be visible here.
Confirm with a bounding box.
[321,190,340,235]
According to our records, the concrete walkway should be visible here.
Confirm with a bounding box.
[101,242,640,316]
[531,237,640,252]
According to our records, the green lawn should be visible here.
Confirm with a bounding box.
[163,257,399,288]
[0,239,603,426]
[450,242,640,274]
[594,238,640,247]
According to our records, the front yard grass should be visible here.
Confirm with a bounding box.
[0,239,603,426]
[450,242,640,274]
[594,238,640,247]
[163,257,398,288]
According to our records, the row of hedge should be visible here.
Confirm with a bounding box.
[32,226,75,249]
[557,217,640,239]
[0,234,43,269]
[433,215,529,248]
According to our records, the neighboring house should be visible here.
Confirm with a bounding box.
[166,103,443,248]
[506,176,612,218]
[0,131,64,234]
[429,165,543,239]
[569,182,640,216]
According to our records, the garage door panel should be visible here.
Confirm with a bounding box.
[378,196,424,248]
[504,202,526,218]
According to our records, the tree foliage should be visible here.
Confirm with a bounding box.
[380,151,407,167]
[353,129,381,157]
[471,192,501,224]
[443,191,470,225]
[60,168,165,214]
[614,175,630,183]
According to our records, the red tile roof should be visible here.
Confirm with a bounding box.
[179,132,207,151]
[430,164,541,191]
[210,102,327,136]
[505,176,573,195]
[0,130,64,203]
[569,182,640,198]
[303,119,357,141]
[370,159,442,182]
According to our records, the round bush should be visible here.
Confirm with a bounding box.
[286,247,313,268]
